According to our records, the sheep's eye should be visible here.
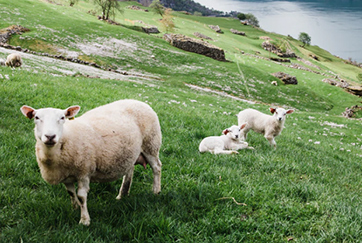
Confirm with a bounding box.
[35,116,39,120]
[60,116,65,120]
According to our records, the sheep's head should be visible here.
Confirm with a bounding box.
[270,108,294,121]
[21,105,80,147]
[223,123,247,140]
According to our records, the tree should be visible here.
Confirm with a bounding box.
[298,32,311,47]
[237,13,246,20]
[69,0,79,6]
[160,8,175,32]
[150,0,165,18]
[93,0,123,20]
[245,13,259,27]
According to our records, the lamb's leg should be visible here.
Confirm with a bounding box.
[77,177,91,226]
[116,167,134,200]
[265,134,277,149]
[64,182,80,209]
[142,153,162,194]
[212,148,239,154]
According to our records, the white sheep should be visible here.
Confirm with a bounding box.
[20,99,162,226]
[237,108,294,149]
[5,53,22,67]
[199,124,253,154]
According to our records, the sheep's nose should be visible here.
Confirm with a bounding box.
[235,135,239,139]
[278,117,282,121]
[45,134,56,141]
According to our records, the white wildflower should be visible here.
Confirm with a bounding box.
[314,141,320,144]
[309,139,313,142]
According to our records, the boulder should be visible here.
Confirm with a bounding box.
[0,25,30,43]
[194,32,213,40]
[346,86,362,96]
[322,78,349,88]
[142,27,160,34]
[163,34,225,61]
[271,72,298,85]
[208,25,223,33]
[230,29,245,36]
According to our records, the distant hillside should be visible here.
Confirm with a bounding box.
[137,0,224,16]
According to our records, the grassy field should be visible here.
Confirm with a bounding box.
[1,0,362,242]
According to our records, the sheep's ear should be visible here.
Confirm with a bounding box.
[270,108,276,114]
[286,109,294,114]
[223,129,230,135]
[64,105,80,119]
[240,123,247,130]
[20,105,36,119]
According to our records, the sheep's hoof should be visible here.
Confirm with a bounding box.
[247,146,255,150]
[79,218,90,226]
[231,151,239,154]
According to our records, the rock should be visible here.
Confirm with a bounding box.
[142,27,160,34]
[163,34,226,61]
[271,72,298,85]
[208,25,223,33]
[262,41,297,58]
[0,25,30,43]
[194,32,213,40]
[346,86,362,96]
[270,57,290,63]
[230,29,245,36]
[322,78,349,88]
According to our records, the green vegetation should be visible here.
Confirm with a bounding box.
[299,32,312,47]
[1,0,362,242]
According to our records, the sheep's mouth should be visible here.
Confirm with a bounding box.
[44,141,56,146]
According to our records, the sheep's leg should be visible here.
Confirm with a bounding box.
[265,134,277,149]
[64,183,80,209]
[77,178,91,226]
[116,167,134,200]
[143,154,162,194]
[212,148,239,155]
[239,128,249,141]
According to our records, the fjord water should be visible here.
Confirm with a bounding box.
[194,0,362,62]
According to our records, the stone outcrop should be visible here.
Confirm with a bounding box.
[262,41,297,58]
[127,5,149,12]
[163,34,225,61]
[230,29,245,36]
[0,25,30,43]
[271,72,298,85]
[208,25,223,33]
[194,32,212,40]
[342,105,362,118]
[346,86,362,96]
[142,27,160,34]
[322,78,349,88]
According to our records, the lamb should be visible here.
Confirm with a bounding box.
[237,108,294,149]
[5,53,22,67]
[20,99,162,226]
[199,123,253,154]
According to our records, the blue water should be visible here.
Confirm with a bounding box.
[194,0,362,62]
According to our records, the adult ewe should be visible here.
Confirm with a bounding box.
[237,108,294,149]
[20,99,162,226]
[5,53,22,67]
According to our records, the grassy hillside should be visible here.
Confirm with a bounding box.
[1,0,362,242]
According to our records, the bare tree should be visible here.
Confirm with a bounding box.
[93,0,123,20]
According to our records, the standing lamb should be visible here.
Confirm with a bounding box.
[5,53,22,67]
[199,124,253,154]
[237,108,294,149]
[20,99,162,226]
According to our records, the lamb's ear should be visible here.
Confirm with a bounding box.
[240,123,247,130]
[270,108,276,114]
[20,105,36,119]
[223,129,230,135]
[64,105,80,119]
[286,109,294,114]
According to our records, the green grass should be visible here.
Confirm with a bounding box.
[1,0,362,242]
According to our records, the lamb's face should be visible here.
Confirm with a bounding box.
[223,125,242,140]
[271,108,294,121]
[20,105,80,147]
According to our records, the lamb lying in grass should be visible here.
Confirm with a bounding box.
[20,99,162,226]
[5,53,22,67]
[237,107,294,149]
[199,124,253,154]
